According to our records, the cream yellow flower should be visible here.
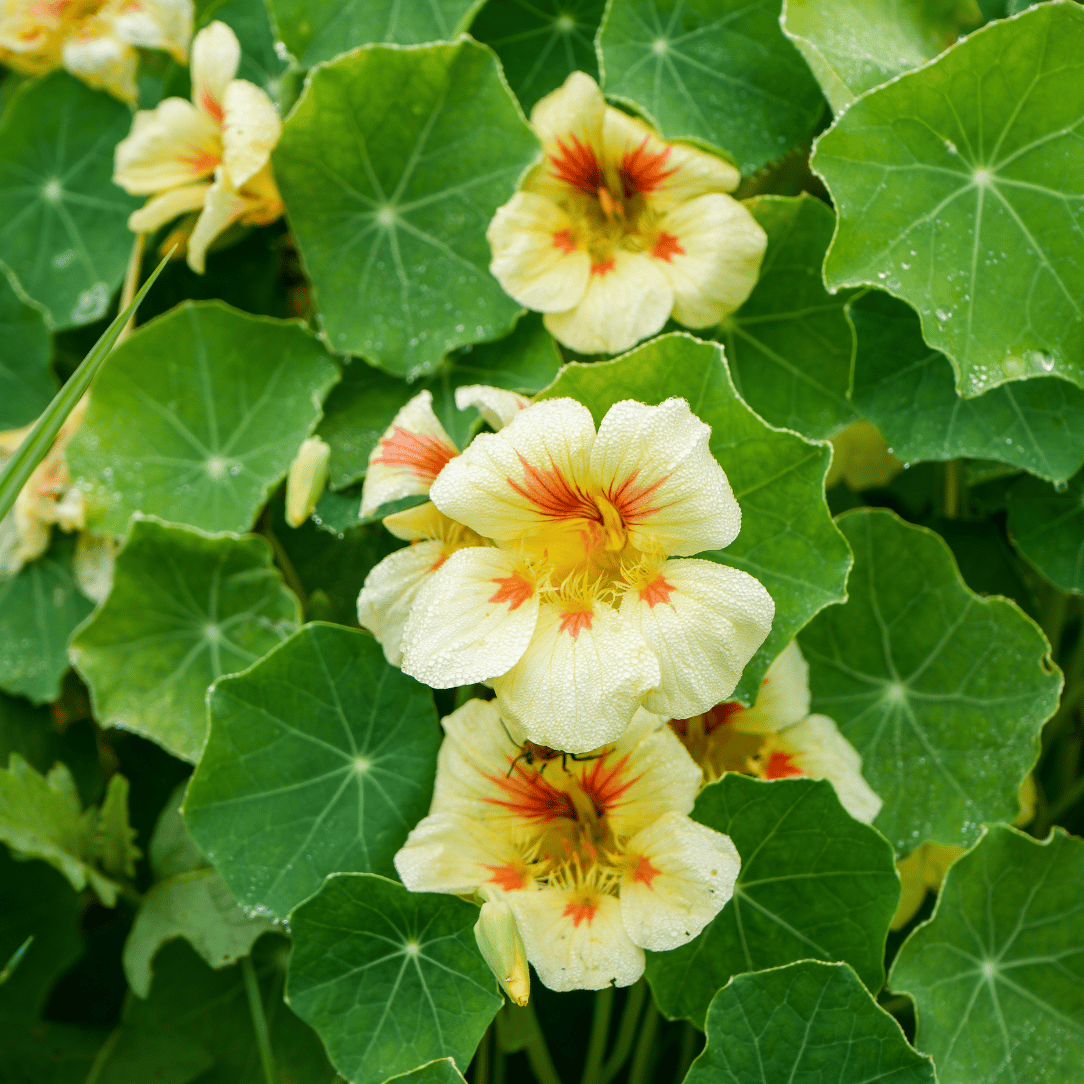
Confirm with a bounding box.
[0,0,191,101]
[487,72,767,356]
[112,20,282,273]
[672,640,883,824]
[394,699,741,992]
[357,391,775,753]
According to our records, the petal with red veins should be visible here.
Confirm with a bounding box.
[528,71,607,200]
[429,397,596,544]
[653,194,767,327]
[620,811,740,951]
[190,20,239,122]
[508,888,644,991]
[114,98,221,193]
[544,251,672,356]
[400,548,541,688]
[360,390,459,518]
[491,600,660,754]
[591,397,741,556]
[620,558,774,719]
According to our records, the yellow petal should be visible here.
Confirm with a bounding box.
[190,20,239,121]
[222,78,281,187]
[128,183,209,232]
[114,98,222,194]
[62,23,138,102]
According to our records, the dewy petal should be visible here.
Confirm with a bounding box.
[602,107,741,206]
[591,397,741,556]
[621,557,774,719]
[429,397,596,544]
[400,548,541,688]
[114,98,222,194]
[108,0,192,62]
[776,715,883,825]
[528,70,607,201]
[360,389,459,518]
[186,165,250,273]
[741,640,811,732]
[381,500,451,542]
[356,540,447,667]
[488,191,591,313]
[652,194,767,327]
[454,385,530,431]
[508,889,644,991]
[128,182,209,232]
[621,812,740,951]
[544,251,672,356]
[491,600,661,755]
[62,22,137,102]
[221,78,281,188]
[190,20,239,121]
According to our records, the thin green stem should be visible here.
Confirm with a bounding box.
[626,995,659,1084]
[241,956,278,1084]
[599,980,646,1084]
[580,986,614,1084]
[258,510,308,611]
[943,459,962,519]
[521,1002,562,1084]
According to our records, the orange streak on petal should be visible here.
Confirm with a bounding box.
[764,751,804,780]
[482,765,577,823]
[507,453,596,521]
[177,148,219,174]
[639,574,674,608]
[552,228,577,254]
[579,751,639,815]
[590,258,615,276]
[550,134,605,193]
[489,572,534,611]
[606,467,670,524]
[704,701,744,734]
[562,898,599,927]
[200,89,224,124]
[651,231,686,262]
[620,137,678,197]
[632,855,661,888]
[558,608,593,639]
[374,426,457,481]
[485,863,529,891]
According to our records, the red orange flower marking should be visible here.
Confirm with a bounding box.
[486,863,529,891]
[639,574,674,608]
[620,137,678,197]
[550,134,605,193]
[579,751,639,815]
[484,765,576,822]
[508,455,596,521]
[559,608,593,639]
[652,231,686,262]
[632,855,661,888]
[178,148,219,174]
[374,427,457,481]
[489,572,534,611]
[607,468,669,524]
[591,258,616,276]
[764,751,803,780]
[562,896,600,927]
[200,90,225,124]
[552,229,577,254]
[704,701,744,734]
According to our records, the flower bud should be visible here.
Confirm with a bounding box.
[285,437,330,527]
[474,895,530,1006]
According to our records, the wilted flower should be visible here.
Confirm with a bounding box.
[671,640,883,824]
[113,20,282,273]
[357,391,774,754]
[488,72,767,356]
[0,0,191,101]
[395,699,741,992]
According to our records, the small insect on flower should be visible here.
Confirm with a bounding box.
[507,739,607,777]
[487,71,767,356]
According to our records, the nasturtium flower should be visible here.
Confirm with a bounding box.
[487,72,767,356]
[112,20,282,273]
[394,698,741,992]
[671,640,883,824]
[357,391,774,754]
[0,0,191,101]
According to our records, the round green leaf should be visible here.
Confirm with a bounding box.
[717,194,857,440]
[1006,468,1084,593]
[0,267,53,430]
[286,873,501,1084]
[598,0,827,174]
[687,960,935,1084]
[67,302,340,535]
[318,312,560,490]
[0,72,141,329]
[539,332,851,702]
[782,0,982,113]
[850,291,1084,484]
[891,826,1084,1084]
[799,508,1062,853]
[470,0,605,111]
[0,534,93,705]
[69,518,300,764]
[268,0,484,67]
[813,1,1084,397]
[274,39,539,379]
[645,775,900,1027]
[184,623,440,919]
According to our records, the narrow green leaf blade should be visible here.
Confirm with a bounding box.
[286,873,501,1084]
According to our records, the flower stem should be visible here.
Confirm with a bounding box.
[241,955,278,1084]
[520,1002,562,1084]
[626,995,659,1084]
[599,980,646,1084]
[472,1024,491,1084]
[943,459,962,518]
[580,986,613,1084]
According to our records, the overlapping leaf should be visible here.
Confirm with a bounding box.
[318,313,560,490]
[0,534,93,704]
[540,333,851,701]
[0,268,53,430]
[70,519,300,764]
[717,194,857,439]
[687,961,935,1084]
[0,73,141,329]
[184,623,440,919]
[598,0,826,174]
[470,0,605,110]
[814,2,1084,397]
[286,874,501,1084]
[645,775,899,1027]
[274,40,539,378]
[849,291,1084,484]
[268,0,484,67]
[799,508,1061,853]
[782,0,982,112]
[67,302,339,535]
[1006,468,1084,593]
[891,826,1084,1084]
